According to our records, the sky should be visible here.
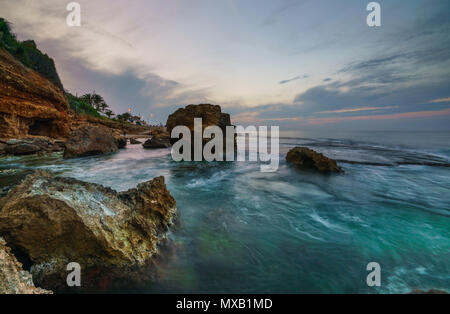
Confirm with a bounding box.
[1,0,449,133]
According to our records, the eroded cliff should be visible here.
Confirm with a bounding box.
[0,48,69,139]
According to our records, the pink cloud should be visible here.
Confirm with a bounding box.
[308,108,450,125]
[428,97,450,104]
[316,106,398,114]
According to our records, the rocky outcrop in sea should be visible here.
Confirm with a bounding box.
[0,170,177,291]
[286,147,343,173]
[166,104,234,157]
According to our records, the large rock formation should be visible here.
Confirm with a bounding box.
[166,104,234,158]
[0,237,51,294]
[286,147,343,173]
[166,104,232,142]
[0,48,69,139]
[63,124,120,158]
[0,170,177,291]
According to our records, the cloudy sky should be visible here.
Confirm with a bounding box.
[1,0,449,132]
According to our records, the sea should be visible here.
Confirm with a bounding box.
[0,131,449,293]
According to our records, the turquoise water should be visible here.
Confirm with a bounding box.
[0,132,449,293]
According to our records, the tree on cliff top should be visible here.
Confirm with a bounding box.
[0,17,64,90]
[0,18,16,49]
[80,93,110,113]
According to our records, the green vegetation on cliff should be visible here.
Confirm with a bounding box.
[0,17,64,90]
[66,93,102,118]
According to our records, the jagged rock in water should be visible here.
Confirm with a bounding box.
[63,124,119,158]
[0,48,69,139]
[0,141,6,155]
[286,147,343,173]
[130,138,142,144]
[143,129,171,149]
[0,237,52,294]
[115,136,127,149]
[0,170,177,291]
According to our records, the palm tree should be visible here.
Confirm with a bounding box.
[91,93,105,111]
[104,109,114,118]
[80,93,93,106]
[99,102,108,113]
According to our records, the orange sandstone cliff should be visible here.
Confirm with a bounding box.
[0,48,70,139]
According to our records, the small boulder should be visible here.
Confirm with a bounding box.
[5,143,41,155]
[143,130,171,149]
[4,138,58,156]
[286,147,343,173]
[130,138,142,145]
[64,125,118,158]
[115,136,127,149]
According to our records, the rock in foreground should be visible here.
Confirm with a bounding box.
[286,147,343,173]
[0,237,52,294]
[63,124,119,158]
[0,170,177,291]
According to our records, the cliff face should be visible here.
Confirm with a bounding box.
[0,18,64,90]
[14,40,64,90]
[0,48,70,139]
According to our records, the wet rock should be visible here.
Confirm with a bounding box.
[5,143,40,155]
[0,170,177,291]
[3,137,64,156]
[0,237,52,294]
[143,129,171,149]
[286,147,343,173]
[0,186,11,198]
[115,136,127,149]
[130,138,142,145]
[0,142,5,155]
[64,125,119,158]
